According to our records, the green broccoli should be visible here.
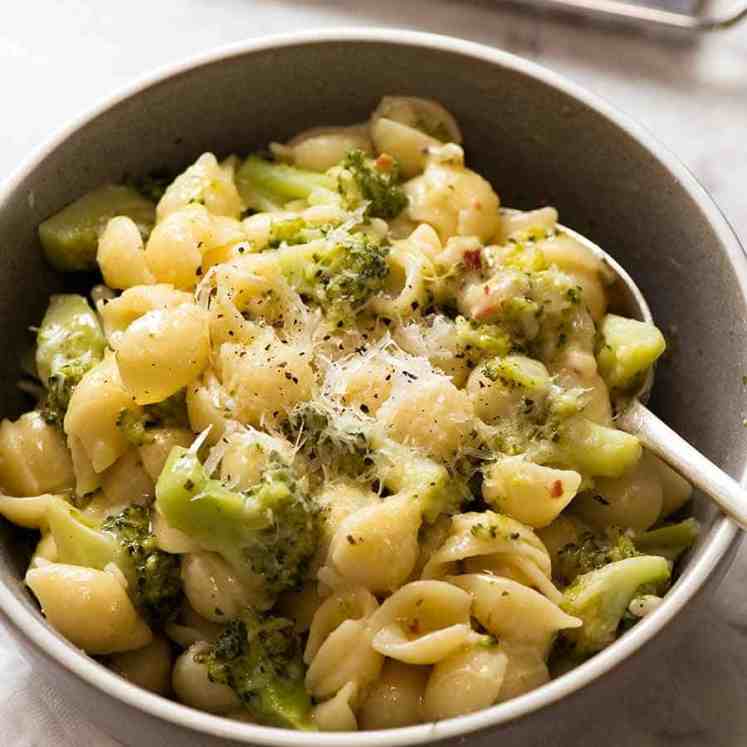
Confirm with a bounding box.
[454,316,513,359]
[47,497,129,573]
[477,360,590,463]
[555,527,639,586]
[201,612,313,729]
[287,231,390,323]
[46,498,181,627]
[373,436,472,522]
[596,314,666,393]
[38,184,156,272]
[116,390,190,446]
[102,505,182,627]
[155,447,319,603]
[236,155,336,212]
[555,416,642,479]
[286,399,470,521]
[35,294,107,426]
[267,217,313,249]
[116,409,151,447]
[634,518,699,561]
[561,555,670,655]
[284,401,374,479]
[338,149,408,220]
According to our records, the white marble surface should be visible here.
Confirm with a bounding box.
[1,2,747,745]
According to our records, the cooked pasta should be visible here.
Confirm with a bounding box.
[0,95,694,731]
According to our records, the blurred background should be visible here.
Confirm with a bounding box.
[2,0,746,228]
[1,2,746,745]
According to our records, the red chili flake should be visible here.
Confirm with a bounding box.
[464,249,482,271]
[550,480,563,498]
[375,153,395,172]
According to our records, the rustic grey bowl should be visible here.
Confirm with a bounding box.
[0,28,744,747]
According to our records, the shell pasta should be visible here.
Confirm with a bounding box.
[0,95,695,731]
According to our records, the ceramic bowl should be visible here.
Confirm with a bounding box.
[0,28,744,747]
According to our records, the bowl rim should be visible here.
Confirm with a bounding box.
[0,26,744,747]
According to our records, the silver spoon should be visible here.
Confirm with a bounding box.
[561,223,747,530]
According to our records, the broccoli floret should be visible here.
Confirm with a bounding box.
[556,527,639,586]
[294,232,390,322]
[36,294,107,426]
[201,612,313,729]
[477,359,591,462]
[284,401,373,479]
[155,448,319,603]
[116,409,150,446]
[338,149,408,220]
[267,217,311,248]
[116,390,190,446]
[264,217,335,250]
[47,497,182,627]
[102,505,182,627]
[634,518,699,561]
[40,360,94,427]
[236,155,336,212]
[454,316,512,359]
[560,555,670,656]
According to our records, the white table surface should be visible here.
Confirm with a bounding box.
[2,2,747,745]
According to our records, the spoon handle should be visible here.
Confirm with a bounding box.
[618,399,747,530]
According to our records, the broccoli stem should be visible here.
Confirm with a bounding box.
[634,518,699,561]
[236,155,335,211]
[39,184,155,271]
[596,314,666,392]
[155,446,264,552]
[254,673,314,730]
[561,555,670,655]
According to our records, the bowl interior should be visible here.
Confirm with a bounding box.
[0,32,744,744]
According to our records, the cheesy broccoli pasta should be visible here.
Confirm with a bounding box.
[0,96,697,731]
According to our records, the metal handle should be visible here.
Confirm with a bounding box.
[618,399,747,529]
